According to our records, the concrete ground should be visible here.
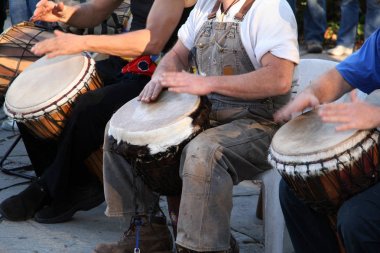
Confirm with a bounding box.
[0,14,350,253]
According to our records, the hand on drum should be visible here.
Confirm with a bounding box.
[31,0,67,23]
[160,71,211,96]
[138,76,164,103]
[31,30,84,58]
[319,90,380,131]
[274,91,320,123]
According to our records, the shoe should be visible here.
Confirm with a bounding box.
[34,181,104,224]
[176,234,239,253]
[306,41,323,54]
[93,215,173,253]
[1,117,19,132]
[0,181,49,221]
[327,45,353,56]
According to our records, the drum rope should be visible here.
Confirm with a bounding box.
[130,159,142,252]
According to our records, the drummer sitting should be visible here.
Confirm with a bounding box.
[274,28,380,253]
[0,0,193,233]
[95,0,299,252]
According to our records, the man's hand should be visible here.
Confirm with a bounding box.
[160,71,211,96]
[274,91,320,123]
[138,76,164,103]
[31,0,68,23]
[318,90,380,131]
[31,30,84,58]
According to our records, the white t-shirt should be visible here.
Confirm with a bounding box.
[178,0,300,70]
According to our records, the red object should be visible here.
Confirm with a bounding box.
[121,55,156,77]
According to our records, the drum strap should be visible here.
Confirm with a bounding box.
[121,55,157,77]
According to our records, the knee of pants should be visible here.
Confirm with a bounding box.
[180,134,219,180]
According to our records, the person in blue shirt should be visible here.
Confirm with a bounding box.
[274,29,380,253]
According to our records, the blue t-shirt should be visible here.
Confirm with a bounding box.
[336,29,380,94]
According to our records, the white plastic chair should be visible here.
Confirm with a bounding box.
[257,58,339,253]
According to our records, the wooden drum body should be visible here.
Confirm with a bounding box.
[0,22,54,95]
[108,91,211,195]
[269,110,380,214]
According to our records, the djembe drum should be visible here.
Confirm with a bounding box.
[4,53,102,138]
[4,53,103,180]
[108,91,211,195]
[269,110,380,216]
[0,22,54,96]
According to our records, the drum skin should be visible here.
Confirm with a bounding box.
[0,22,54,96]
[269,110,380,215]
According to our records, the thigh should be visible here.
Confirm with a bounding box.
[182,117,276,182]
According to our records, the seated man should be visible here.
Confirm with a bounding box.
[274,28,380,253]
[97,0,299,252]
[0,0,194,225]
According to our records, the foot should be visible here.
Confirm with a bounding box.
[93,215,173,253]
[0,180,49,221]
[34,181,104,224]
[176,234,239,253]
[327,45,353,56]
[306,41,323,54]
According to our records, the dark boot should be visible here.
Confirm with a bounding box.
[34,180,104,224]
[0,180,49,221]
[176,234,239,253]
[93,215,173,253]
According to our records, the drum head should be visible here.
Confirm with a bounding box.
[109,91,201,154]
[271,110,363,157]
[5,53,94,116]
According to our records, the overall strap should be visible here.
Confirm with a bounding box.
[234,0,255,21]
[207,0,222,20]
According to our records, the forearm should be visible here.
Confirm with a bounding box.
[308,68,354,103]
[64,0,121,28]
[153,45,189,77]
[82,31,152,58]
[205,58,294,100]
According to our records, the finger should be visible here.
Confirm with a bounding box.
[54,30,64,36]
[320,114,351,123]
[151,85,162,101]
[335,123,355,131]
[350,89,359,103]
[56,2,65,12]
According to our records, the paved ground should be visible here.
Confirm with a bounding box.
[0,14,350,253]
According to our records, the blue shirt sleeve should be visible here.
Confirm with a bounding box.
[336,29,380,94]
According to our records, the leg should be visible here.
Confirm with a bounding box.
[41,73,150,199]
[93,123,172,253]
[9,0,28,24]
[303,0,326,52]
[17,123,58,177]
[336,0,359,48]
[177,116,275,252]
[337,182,380,253]
[364,0,380,39]
[279,180,339,253]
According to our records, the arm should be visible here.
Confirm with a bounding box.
[160,52,295,99]
[274,68,353,122]
[32,0,122,28]
[138,40,190,103]
[31,0,188,58]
